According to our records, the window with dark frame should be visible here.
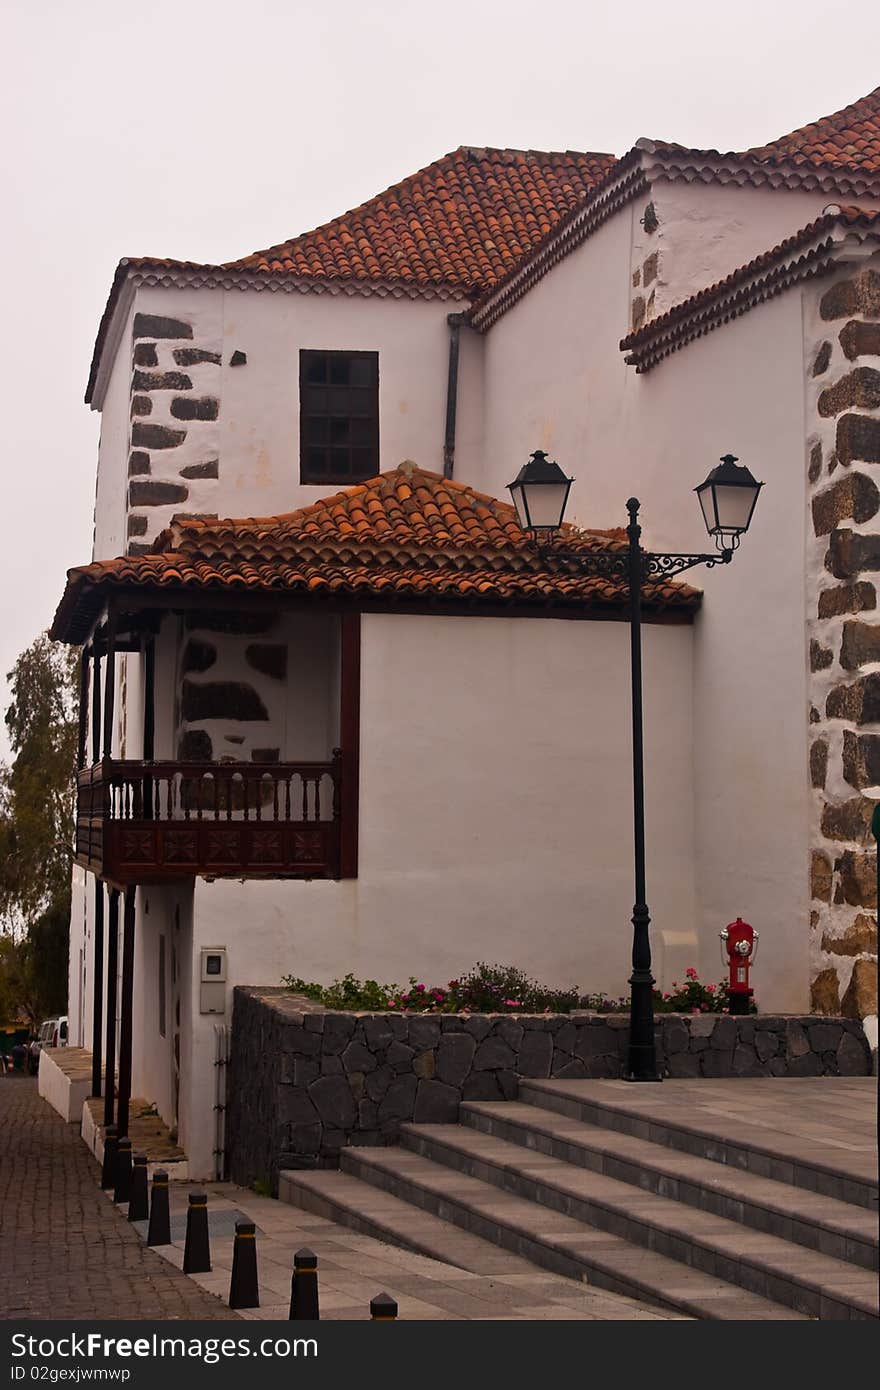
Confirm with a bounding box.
[299,349,379,484]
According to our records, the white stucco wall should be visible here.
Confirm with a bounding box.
[173,609,695,1176]
[638,180,841,321]
[480,213,811,1011]
[93,302,135,561]
[91,283,480,561]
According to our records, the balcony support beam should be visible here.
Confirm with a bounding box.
[103,888,119,1129]
[77,647,90,772]
[339,613,361,879]
[90,879,104,1099]
[102,609,118,761]
[91,646,102,766]
[116,888,136,1143]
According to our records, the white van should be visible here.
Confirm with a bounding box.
[30,1016,68,1069]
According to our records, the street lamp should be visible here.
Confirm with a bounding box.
[507,450,763,1082]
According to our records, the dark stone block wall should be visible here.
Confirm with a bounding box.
[225,987,873,1193]
[807,266,880,1021]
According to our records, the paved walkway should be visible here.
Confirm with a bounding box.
[1,1077,673,1320]
[0,1077,237,1321]
[155,1182,679,1320]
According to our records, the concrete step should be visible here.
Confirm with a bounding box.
[460,1100,879,1272]
[279,1166,682,1319]
[396,1123,878,1320]
[334,1145,811,1320]
[519,1078,879,1210]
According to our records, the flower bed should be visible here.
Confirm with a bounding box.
[281,962,749,1015]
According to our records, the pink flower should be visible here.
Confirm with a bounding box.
[685,967,698,980]
[386,999,397,1008]
[505,999,522,1008]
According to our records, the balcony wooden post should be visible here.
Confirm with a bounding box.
[143,636,155,819]
[91,645,102,766]
[339,612,361,879]
[91,879,104,1098]
[103,888,119,1129]
[116,888,136,1142]
[77,647,89,772]
[102,609,118,761]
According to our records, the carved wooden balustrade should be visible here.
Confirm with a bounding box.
[76,756,341,882]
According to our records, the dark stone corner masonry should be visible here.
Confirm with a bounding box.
[226,987,873,1192]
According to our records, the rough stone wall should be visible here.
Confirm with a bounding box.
[804,262,879,1030]
[226,987,872,1188]
[126,312,223,554]
[629,199,661,333]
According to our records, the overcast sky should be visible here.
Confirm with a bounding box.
[2,0,879,757]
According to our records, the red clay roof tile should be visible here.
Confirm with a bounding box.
[51,465,698,642]
[744,86,880,173]
[226,147,616,293]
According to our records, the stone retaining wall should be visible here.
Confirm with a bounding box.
[226,987,873,1190]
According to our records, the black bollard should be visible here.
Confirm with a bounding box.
[370,1292,398,1320]
[289,1247,319,1320]
[128,1152,149,1222]
[113,1137,132,1204]
[100,1125,118,1190]
[183,1192,211,1274]
[228,1221,259,1309]
[147,1169,171,1246]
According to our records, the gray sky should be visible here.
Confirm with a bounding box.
[2,0,879,757]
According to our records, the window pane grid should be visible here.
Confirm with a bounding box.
[300,350,379,484]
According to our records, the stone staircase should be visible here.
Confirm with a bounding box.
[280,1078,879,1321]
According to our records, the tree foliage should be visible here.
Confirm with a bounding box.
[0,900,69,1026]
[0,634,79,930]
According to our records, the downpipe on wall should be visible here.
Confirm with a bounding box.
[443,313,467,479]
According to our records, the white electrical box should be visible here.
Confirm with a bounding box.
[199,947,227,1015]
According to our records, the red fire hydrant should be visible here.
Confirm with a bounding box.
[719,917,759,1015]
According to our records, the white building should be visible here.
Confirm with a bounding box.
[53,88,879,1176]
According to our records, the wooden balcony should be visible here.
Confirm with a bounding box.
[76,757,341,883]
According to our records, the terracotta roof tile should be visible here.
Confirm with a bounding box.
[226,147,616,293]
[621,204,880,371]
[51,465,699,642]
[744,86,880,173]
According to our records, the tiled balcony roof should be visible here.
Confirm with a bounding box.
[51,465,700,642]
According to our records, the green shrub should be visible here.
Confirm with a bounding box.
[282,962,746,1014]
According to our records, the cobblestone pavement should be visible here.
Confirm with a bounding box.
[0,1077,238,1321]
[1,1077,675,1321]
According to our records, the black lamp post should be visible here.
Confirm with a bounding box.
[508,450,763,1082]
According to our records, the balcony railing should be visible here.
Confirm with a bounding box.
[76,757,341,882]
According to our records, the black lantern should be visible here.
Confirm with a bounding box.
[695,454,763,552]
[507,450,573,535]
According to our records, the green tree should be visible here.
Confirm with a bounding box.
[0,903,68,1028]
[0,634,79,933]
